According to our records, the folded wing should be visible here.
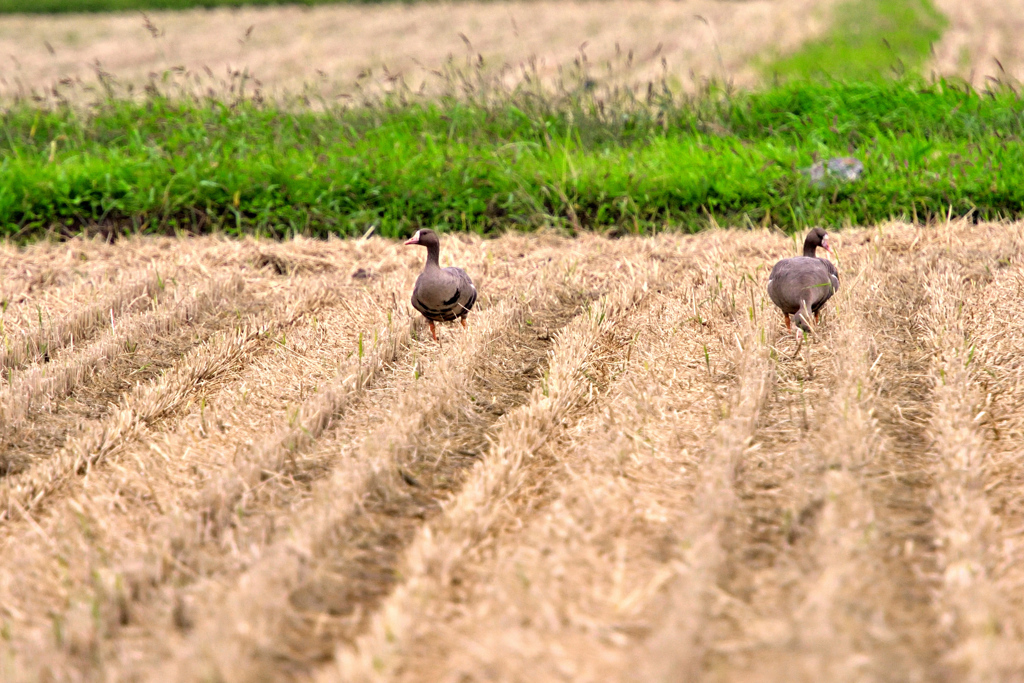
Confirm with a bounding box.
[767,256,838,326]
[412,266,477,322]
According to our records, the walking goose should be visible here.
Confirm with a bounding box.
[405,228,477,342]
[767,227,839,332]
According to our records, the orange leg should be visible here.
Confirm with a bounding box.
[784,314,791,330]
[460,317,468,329]
[814,311,820,324]
[428,321,438,342]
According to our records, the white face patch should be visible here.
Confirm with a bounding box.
[822,235,829,249]
[411,229,422,241]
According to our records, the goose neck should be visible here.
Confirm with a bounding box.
[424,243,441,268]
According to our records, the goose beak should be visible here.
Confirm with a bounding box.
[404,235,419,246]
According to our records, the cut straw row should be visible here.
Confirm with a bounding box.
[0,274,245,428]
[328,264,657,682]
[164,281,557,680]
[924,238,1024,677]
[0,269,170,375]
[0,284,336,523]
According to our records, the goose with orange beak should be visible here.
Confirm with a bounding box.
[405,228,477,343]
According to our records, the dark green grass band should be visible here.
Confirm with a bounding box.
[1,78,1022,240]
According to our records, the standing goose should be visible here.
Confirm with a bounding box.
[405,228,477,342]
[767,227,840,333]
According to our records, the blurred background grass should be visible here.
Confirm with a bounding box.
[1,0,1021,240]
[763,0,948,81]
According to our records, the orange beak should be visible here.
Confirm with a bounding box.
[404,235,419,246]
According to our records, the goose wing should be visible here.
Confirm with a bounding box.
[767,257,836,315]
[411,266,476,322]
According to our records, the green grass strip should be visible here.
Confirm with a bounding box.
[763,0,948,82]
[0,78,1022,240]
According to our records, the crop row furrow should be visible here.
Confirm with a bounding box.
[0,283,336,523]
[0,273,244,431]
[156,259,590,681]
[854,239,943,680]
[0,269,168,375]
[635,311,771,679]
[926,222,1024,679]
[330,262,658,682]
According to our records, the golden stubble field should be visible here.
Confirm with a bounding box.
[0,0,838,99]
[931,0,1024,83]
[1,221,1024,681]
[3,0,1024,102]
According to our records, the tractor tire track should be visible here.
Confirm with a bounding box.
[852,241,944,681]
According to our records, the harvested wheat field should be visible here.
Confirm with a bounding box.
[1,221,1024,681]
[931,0,1024,84]
[0,0,841,99]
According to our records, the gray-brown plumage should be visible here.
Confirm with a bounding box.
[405,228,477,342]
[767,227,839,332]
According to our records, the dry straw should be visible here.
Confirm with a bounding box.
[6,226,1024,682]
[0,274,244,430]
[160,242,596,679]
[0,270,167,374]
[330,258,659,681]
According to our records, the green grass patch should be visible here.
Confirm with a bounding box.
[763,0,948,81]
[1,77,1023,240]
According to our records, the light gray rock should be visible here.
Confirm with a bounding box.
[803,156,865,187]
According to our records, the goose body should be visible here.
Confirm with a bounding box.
[767,228,839,332]
[405,228,477,341]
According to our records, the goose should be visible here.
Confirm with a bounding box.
[767,227,839,333]
[405,229,477,342]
